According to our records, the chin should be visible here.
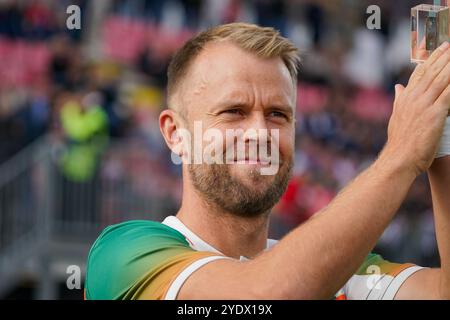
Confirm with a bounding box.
[231,166,274,185]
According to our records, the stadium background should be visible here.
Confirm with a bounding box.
[0,0,441,299]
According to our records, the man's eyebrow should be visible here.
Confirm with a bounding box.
[208,98,294,113]
[266,104,294,114]
[207,99,251,112]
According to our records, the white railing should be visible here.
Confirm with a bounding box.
[0,135,52,297]
[0,135,178,298]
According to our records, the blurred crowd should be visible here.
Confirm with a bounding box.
[0,0,439,266]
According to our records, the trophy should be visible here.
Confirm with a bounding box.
[411,1,450,63]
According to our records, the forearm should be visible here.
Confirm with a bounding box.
[428,156,450,298]
[178,45,450,300]
[249,150,417,299]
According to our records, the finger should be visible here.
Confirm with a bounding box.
[417,36,428,61]
[393,84,406,112]
[424,59,450,104]
[419,36,426,50]
[416,47,450,94]
[395,84,405,97]
[408,42,450,90]
[434,83,450,114]
[395,84,405,101]
[408,42,450,94]
[426,40,449,67]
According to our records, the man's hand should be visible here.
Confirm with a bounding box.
[383,41,450,176]
[170,39,450,302]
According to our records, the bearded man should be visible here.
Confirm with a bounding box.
[85,23,450,300]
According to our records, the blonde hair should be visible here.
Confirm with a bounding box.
[167,22,300,104]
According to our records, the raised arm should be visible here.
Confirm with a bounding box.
[174,43,450,300]
[429,156,450,299]
[394,155,450,300]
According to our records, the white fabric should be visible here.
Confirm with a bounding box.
[437,117,450,158]
[381,266,424,300]
[161,215,423,300]
[163,216,222,254]
[162,216,277,254]
[164,256,230,300]
[161,215,277,299]
[341,265,425,300]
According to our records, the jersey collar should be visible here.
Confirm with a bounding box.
[162,215,278,260]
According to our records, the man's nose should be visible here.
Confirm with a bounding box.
[242,111,269,142]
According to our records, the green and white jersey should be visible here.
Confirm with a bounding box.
[85,216,424,300]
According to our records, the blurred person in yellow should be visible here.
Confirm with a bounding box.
[85,22,450,300]
[59,94,109,182]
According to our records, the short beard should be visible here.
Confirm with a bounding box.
[188,160,293,218]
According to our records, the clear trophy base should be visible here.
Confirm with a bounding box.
[411,4,449,64]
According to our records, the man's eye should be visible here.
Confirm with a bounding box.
[222,109,243,115]
[269,111,287,119]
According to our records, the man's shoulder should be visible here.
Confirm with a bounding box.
[90,219,190,252]
[85,220,194,299]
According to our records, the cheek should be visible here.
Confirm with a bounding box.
[203,122,234,150]
[274,128,295,160]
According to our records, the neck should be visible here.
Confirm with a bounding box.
[176,173,270,259]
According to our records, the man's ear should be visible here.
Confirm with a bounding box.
[159,109,188,159]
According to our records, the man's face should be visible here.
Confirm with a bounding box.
[178,41,296,217]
